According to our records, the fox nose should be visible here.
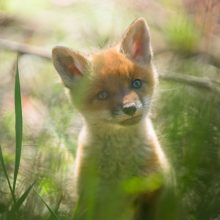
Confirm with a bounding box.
[122,104,137,116]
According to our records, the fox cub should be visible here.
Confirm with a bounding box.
[52,18,170,220]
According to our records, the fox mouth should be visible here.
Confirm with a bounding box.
[119,115,142,126]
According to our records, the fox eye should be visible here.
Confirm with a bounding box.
[96,90,109,100]
[132,79,142,89]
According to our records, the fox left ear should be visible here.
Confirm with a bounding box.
[120,18,152,65]
[52,46,89,88]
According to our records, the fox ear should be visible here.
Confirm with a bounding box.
[120,18,152,65]
[52,46,89,88]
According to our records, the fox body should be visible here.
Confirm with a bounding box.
[52,18,169,220]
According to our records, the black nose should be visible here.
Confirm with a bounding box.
[122,104,137,116]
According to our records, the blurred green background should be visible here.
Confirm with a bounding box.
[0,0,220,219]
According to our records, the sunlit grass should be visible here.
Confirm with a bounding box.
[156,82,220,220]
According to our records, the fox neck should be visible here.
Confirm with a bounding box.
[83,115,149,141]
[77,115,161,183]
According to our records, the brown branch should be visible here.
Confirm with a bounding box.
[154,48,220,69]
[160,74,220,94]
[1,38,220,94]
[0,13,17,26]
[0,38,51,60]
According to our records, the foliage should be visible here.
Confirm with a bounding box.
[0,0,220,219]
[166,17,200,53]
[155,83,220,219]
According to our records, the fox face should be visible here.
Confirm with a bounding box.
[52,18,157,127]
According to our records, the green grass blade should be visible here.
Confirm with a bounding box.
[0,145,16,203]
[13,60,23,194]
[12,181,36,211]
[34,189,60,220]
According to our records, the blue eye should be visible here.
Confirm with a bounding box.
[97,90,109,100]
[132,79,142,89]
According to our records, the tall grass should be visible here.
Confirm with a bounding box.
[0,58,29,219]
[156,82,220,220]
[0,59,59,220]
[13,60,23,196]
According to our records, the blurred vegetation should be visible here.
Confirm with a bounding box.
[0,0,220,219]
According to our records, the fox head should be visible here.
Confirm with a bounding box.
[52,18,158,127]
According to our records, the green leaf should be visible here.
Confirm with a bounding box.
[34,190,60,220]
[123,173,164,194]
[0,145,16,203]
[12,181,36,211]
[13,60,23,194]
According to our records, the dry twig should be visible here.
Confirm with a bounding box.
[0,38,51,60]
[154,48,220,69]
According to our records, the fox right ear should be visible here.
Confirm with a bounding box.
[120,18,152,65]
[52,46,89,88]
